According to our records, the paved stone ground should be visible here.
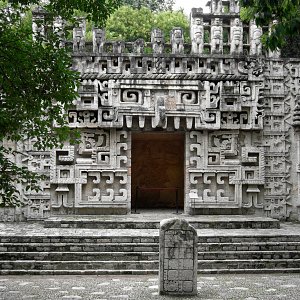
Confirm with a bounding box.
[0,274,300,299]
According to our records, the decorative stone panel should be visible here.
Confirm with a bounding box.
[186,130,265,213]
[159,218,197,296]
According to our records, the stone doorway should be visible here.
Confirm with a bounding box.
[131,132,184,210]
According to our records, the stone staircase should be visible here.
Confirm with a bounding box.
[197,235,300,273]
[43,214,280,229]
[1,214,300,274]
[0,234,159,275]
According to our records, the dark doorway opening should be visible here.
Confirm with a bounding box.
[131,132,184,210]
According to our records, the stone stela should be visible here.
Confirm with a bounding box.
[159,218,198,296]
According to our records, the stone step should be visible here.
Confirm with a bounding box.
[197,235,300,243]
[1,258,300,273]
[44,215,280,229]
[0,242,159,252]
[0,269,158,275]
[198,251,300,260]
[2,250,300,261]
[0,251,159,261]
[198,259,300,269]
[0,260,159,271]
[198,268,300,274]
[198,242,300,251]
[0,236,159,244]
[2,240,300,253]
[3,234,300,244]
[2,268,300,275]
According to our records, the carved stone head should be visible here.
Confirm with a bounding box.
[171,28,183,42]
[234,18,240,26]
[93,28,105,44]
[151,28,164,44]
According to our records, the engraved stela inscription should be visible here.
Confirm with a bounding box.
[159,218,198,296]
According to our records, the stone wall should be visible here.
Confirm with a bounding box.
[2,0,300,221]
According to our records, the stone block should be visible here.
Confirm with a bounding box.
[159,218,197,296]
[182,280,193,292]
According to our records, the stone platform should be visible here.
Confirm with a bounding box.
[1,213,299,275]
[44,211,280,229]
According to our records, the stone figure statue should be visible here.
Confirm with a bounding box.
[93,28,105,53]
[229,0,240,13]
[151,28,164,54]
[153,97,166,128]
[230,18,243,54]
[113,41,125,54]
[250,22,262,55]
[211,18,223,53]
[133,38,145,54]
[171,28,184,54]
[211,0,222,14]
[73,20,85,52]
[191,17,204,54]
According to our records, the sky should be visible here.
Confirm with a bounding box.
[173,0,209,15]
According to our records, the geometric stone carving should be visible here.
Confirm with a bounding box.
[75,169,128,207]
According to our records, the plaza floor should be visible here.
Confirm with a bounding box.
[0,273,300,299]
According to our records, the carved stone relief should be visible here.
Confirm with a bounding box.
[4,3,300,221]
[186,130,264,213]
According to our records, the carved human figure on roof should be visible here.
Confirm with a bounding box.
[250,22,262,55]
[93,28,105,53]
[171,28,184,54]
[191,17,204,54]
[151,28,164,54]
[113,41,125,54]
[73,20,85,52]
[211,18,223,53]
[73,28,85,52]
[230,18,243,54]
[211,0,222,14]
[133,38,145,54]
[229,0,240,13]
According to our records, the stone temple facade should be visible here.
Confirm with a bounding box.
[2,0,300,221]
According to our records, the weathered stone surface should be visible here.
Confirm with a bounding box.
[159,218,197,295]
